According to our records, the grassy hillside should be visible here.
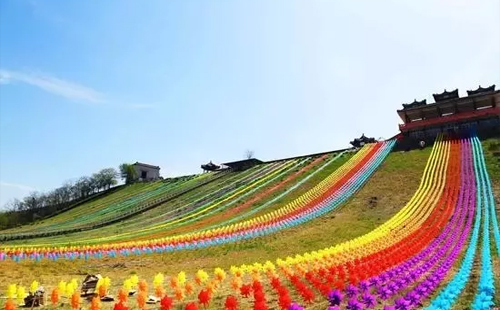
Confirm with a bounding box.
[0,172,227,236]
[0,139,498,310]
[1,181,167,233]
[3,153,348,246]
[0,146,430,306]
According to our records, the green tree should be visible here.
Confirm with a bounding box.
[119,163,137,184]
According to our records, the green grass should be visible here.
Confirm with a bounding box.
[2,161,293,245]
[3,155,336,245]
[1,182,161,232]
[3,173,226,235]
[1,139,497,310]
[0,147,430,309]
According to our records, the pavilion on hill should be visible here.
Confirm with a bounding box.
[350,134,377,148]
[201,161,220,172]
[395,85,499,150]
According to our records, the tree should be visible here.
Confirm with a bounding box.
[57,182,73,203]
[7,198,24,211]
[119,163,137,184]
[245,149,254,159]
[65,181,80,200]
[91,168,117,192]
[75,176,92,198]
[0,213,8,229]
[47,189,62,207]
[98,168,118,190]
[1,166,119,228]
[89,174,100,194]
[23,192,41,210]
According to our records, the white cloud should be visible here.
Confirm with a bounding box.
[0,74,10,84]
[0,181,39,209]
[0,181,37,192]
[0,69,105,103]
[0,69,157,109]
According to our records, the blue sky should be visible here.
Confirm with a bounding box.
[0,0,499,209]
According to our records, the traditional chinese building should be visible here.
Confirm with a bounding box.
[395,85,499,150]
[201,161,220,172]
[350,134,377,148]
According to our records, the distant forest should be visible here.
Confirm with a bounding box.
[0,163,137,229]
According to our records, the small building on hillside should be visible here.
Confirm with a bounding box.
[132,162,161,181]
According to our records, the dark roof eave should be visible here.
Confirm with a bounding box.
[467,84,496,96]
[432,89,459,102]
[133,162,161,169]
[397,89,500,113]
[222,158,263,166]
[401,99,427,109]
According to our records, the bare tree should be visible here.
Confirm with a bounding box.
[98,168,118,190]
[23,192,41,210]
[75,176,92,198]
[1,166,120,228]
[245,149,255,159]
